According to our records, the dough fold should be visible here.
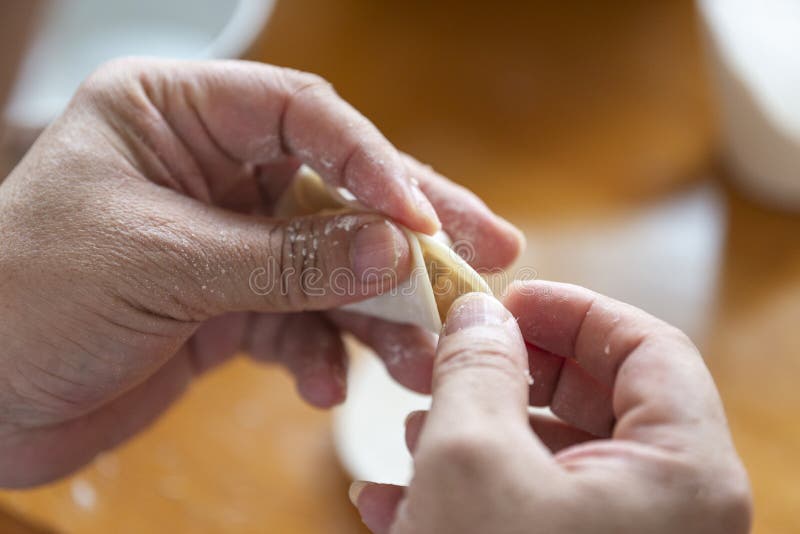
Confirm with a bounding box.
[274,166,493,332]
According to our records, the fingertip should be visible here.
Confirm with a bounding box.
[431,292,531,429]
[389,150,442,234]
[401,153,522,263]
[471,213,524,269]
[407,180,442,235]
[345,150,441,235]
[350,482,405,534]
[404,410,427,454]
[389,362,434,395]
[380,331,435,395]
[444,292,513,335]
[328,311,435,395]
[296,366,347,408]
[381,182,441,236]
[498,216,526,266]
[454,212,525,270]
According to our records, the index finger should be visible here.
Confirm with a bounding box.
[503,280,731,451]
[93,59,440,234]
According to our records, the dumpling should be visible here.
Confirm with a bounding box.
[274,166,492,332]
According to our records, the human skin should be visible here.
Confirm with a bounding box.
[351,286,752,534]
[0,58,523,487]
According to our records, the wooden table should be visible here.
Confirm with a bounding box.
[2,1,798,532]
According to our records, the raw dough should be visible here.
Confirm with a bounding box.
[274,166,492,332]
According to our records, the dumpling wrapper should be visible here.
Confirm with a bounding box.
[274,166,493,332]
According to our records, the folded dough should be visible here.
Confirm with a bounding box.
[274,166,492,332]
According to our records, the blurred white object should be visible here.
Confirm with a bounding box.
[698,0,800,210]
[334,351,428,485]
[5,0,275,129]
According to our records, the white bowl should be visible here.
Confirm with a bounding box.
[333,351,430,486]
[5,0,276,129]
[698,0,800,210]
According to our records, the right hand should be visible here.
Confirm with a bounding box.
[351,284,752,534]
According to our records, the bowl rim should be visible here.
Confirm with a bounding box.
[4,0,278,128]
[203,0,277,59]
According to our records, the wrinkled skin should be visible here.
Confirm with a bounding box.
[0,56,751,534]
[352,286,752,534]
[0,58,523,487]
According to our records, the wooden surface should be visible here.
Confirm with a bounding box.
[1,1,799,533]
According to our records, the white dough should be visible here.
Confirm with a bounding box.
[275,166,492,332]
[341,230,442,332]
[699,0,800,209]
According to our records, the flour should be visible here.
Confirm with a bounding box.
[70,478,97,510]
[324,214,359,235]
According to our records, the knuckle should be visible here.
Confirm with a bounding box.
[288,69,330,91]
[78,57,146,99]
[437,334,521,380]
[643,322,700,361]
[277,67,331,99]
[271,218,326,308]
[661,324,696,350]
[73,58,161,127]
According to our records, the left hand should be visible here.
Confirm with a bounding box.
[0,58,523,487]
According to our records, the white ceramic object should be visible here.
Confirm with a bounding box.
[5,0,276,129]
[333,350,429,485]
[698,0,800,210]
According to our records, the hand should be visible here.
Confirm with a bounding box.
[0,58,523,487]
[351,285,752,534]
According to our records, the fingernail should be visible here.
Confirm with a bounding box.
[444,293,511,335]
[349,481,368,506]
[351,221,408,280]
[410,181,441,232]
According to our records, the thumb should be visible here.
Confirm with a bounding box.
[121,190,411,319]
[427,293,531,430]
[417,293,552,461]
